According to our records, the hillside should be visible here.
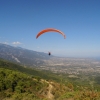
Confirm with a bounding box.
[0,59,61,82]
[0,59,100,100]
[0,60,71,100]
[1,43,100,75]
[0,43,53,67]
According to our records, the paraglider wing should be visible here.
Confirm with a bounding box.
[36,28,66,39]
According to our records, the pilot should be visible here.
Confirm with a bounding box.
[48,52,51,56]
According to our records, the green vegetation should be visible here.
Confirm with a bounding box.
[0,59,100,100]
[0,68,49,100]
[0,59,60,81]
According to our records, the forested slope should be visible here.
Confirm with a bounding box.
[0,59,100,100]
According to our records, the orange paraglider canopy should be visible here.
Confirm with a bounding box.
[36,28,66,39]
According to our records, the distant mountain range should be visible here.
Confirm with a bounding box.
[0,43,100,71]
[0,43,53,67]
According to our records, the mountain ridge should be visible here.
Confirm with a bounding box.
[0,43,53,67]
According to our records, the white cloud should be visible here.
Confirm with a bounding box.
[3,42,9,44]
[12,41,22,45]
[0,42,9,44]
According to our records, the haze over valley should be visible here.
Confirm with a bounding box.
[0,43,100,76]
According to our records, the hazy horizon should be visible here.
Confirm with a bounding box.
[0,43,100,59]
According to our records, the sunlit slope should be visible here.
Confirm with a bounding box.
[0,60,71,100]
[0,59,59,81]
[0,59,100,100]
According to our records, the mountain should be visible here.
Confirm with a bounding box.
[1,43,100,75]
[0,43,52,67]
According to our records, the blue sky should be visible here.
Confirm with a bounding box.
[0,0,100,57]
